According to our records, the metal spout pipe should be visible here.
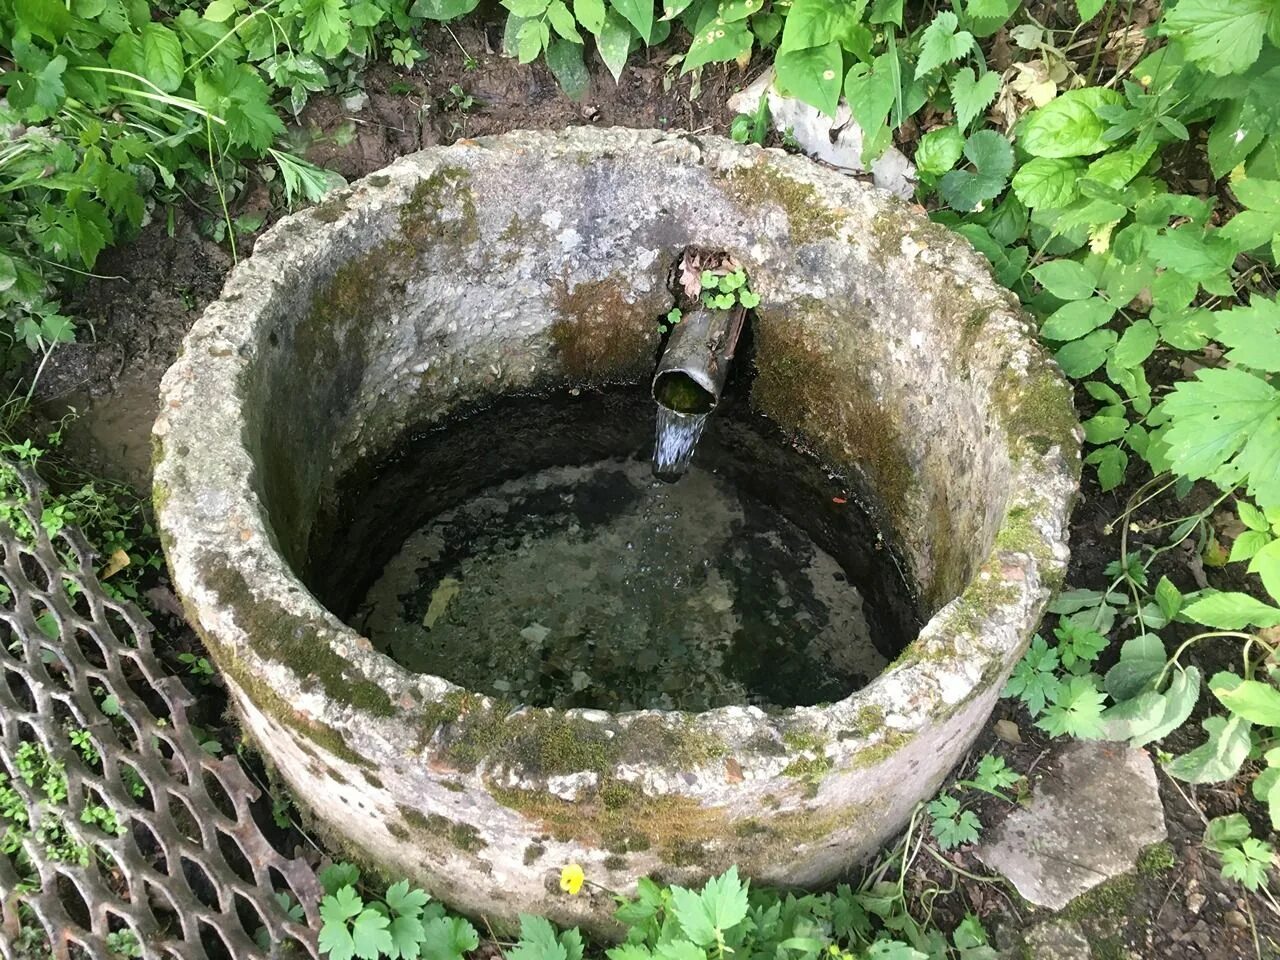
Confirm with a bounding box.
[650,304,745,481]
[652,304,745,415]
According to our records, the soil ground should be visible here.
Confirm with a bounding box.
[25,16,1280,959]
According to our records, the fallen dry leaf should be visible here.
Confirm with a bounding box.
[995,718,1022,744]
[101,549,130,580]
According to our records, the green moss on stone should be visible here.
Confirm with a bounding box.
[523,843,546,865]
[992,363,1080,470]
[1136,841,1175,876]
[400,166,478,247]
[550,276,662,384]
[603,854,627,871]
[398,805,488,853]
[201,557,394,718]
[1060,873,1138,921]
[721,163,845,244]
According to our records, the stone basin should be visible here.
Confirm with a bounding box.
[153,128,1080,932]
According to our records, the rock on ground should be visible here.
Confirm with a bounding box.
[977,740,1166,910]
[1003,920,1093,959]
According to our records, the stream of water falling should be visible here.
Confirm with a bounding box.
[652,405,710,481]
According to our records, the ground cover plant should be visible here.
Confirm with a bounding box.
[4,0,1280,955]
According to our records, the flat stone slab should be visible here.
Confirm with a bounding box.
[1003,920,1092,960]
[977,740,1166,910]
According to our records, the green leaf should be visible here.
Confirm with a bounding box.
[1084,143,1155,189]
[1002,635,1061,716]
[927,794,982,849]
[670,868,749,947]
[420,916,480,960]
[574,0,605,32]
[1011,157,1084,208]
[1155,576,1183,621]
[1254,755,1280,831]
[913,125,964,176]
[1205,812,1253,853]
[1184,590,1280,628]
[1159,0,1270,77]
[1212,673,1280,726]
[352,909,394,959]
[1018,88,1123,158]
[1215,296,1280,373]
[1240,500,1270,532]
[1103,666,1201,746]
[719,0,763,23]
[1037,675,1107,739]
[778,0,866,51]
[1104,633,1166,701]
[390,916,427,959]
[1249,536,1280,600]
[1221,838,1274,891]
[409,0,481,18]
[509,916,567,960]
[545,0,582,41]
[915,12,974,79]
[1112,318,1158,368]
[1166,715,1252,784]
[844,57,896,141]
[940,130,1013,212]
[776,42,843,116]
[1031,260,1095,301]
[1231,529,1270,562]
[682,9,752,72]
[386,881,429,918]
[320,864,361,895]
[1160,368,1280,507]
[140,23,185,93]
[1040,297,1115,340]
[597,9,633,79]
[546,37,590,97]
[1085,444,1127,490]
[1055,328,1116,377]
[1082,415,1128,444]
[1076,0,1105,23]
[950,67,1000,131]
[204,0,241,21]
[1148,227,1236,285]
[516,19,549,63]
[610,0,652,42]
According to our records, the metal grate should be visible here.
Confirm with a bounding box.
[0,464,321,959]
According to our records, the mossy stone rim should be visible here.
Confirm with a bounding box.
[153,127,1079,927]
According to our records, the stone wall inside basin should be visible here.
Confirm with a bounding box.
[153,128,1080,934]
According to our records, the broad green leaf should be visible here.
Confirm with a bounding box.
[1206,812,1254,854]
[915,12,974,79]
[776,42,843,117]
[914,125,964,176]
[1229,529,1268,562]
[1160,368,1280,507]
[1104,633,1166,701]
[1215,296,1280,372]
[409,0,481,17]
[1148,227,1236,284]
[778,0,864,51]
[204,0,241,21]
[1159,0,1270,77]
[1085,444,1127,490]
[1082,415,1128,444]
[509,916,567,960]
[940,130,1013,212]
[1240,501,1269,532]
[844,57,896,140]
[574,0,605,32]
[1076,0,1105,23]
[719,0,763,22]
[654,943,706,960]
[1011,157,1084,208]
[1254,753,1280,830]
[1055,328,1116,376]
[516,19,549,63]
[869,0,901,25]
[610,0,652,43]
[598,9,633,80]
[352,909,394,960]
[1084,143,1155,189]
[682,9,752,72]
[1211,675,1280,727]
[670,868,749,946]
[545,38,589,97]
[1031,260,1095,300]
[385,880,429,918]
[1017,88,1123,158]
[1166,715,1252,784]
[1103,665,1200,746]
[1249,537,1280,600]
[1156,576,1183,621]
[1209,101,1266,178]
[547,1,582,41]
[1112,318,1158,369]
[1040,297,1115,340]
[950,67,1000,131]
[1183,590,1280,629]
[1037,675,1107,739]
[141,23,185,93]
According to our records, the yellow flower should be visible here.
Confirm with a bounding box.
[559,863,585,895]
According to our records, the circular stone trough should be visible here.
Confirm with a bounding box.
[153,128,1080,932]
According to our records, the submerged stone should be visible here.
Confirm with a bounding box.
[153,128,1080,932]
